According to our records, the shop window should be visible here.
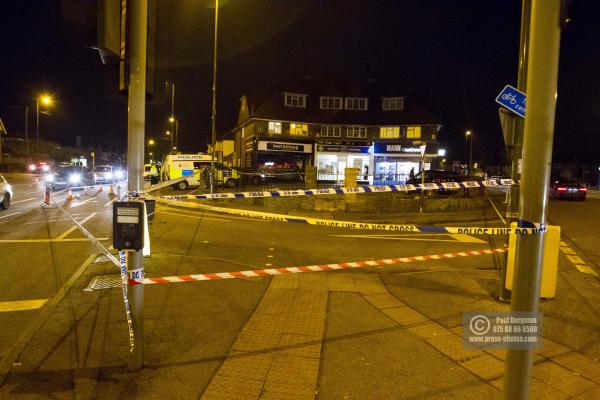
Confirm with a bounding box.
[379,126,400,139]
[382,97,405,110]
[320,97,342,109]
[290,123,308,136]
[268,121,282,134]
[346,126,367,138]
[321,125,341,138]
[406,126,421,139]
[284,93,307,108]
[345,97,368,110]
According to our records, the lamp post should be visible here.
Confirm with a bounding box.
[210,0,220,193]
[465,130,473,175]
[36,94,53,156]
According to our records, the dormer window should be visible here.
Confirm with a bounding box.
[345,97,368,110]
[320,96,343,109]
[284,93,307,108]
[382,97,405,111]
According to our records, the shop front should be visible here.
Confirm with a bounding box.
[255,140,313,178]
[373,142,438,185]
[315,143,371,183]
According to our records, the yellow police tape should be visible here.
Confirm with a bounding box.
[156,197,545,235]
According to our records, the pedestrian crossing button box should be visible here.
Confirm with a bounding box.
[113,201,145,250]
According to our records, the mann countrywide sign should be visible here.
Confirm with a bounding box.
[373,143,437,154]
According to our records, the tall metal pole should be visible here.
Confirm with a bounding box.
[468,134,473,175]
[500,0,532,301]
[171,83,175,151]
[35,99,39,157]
[210,0,219,193]
[126,0,148,372]
[503,0,561,397]
[24,106,29,162]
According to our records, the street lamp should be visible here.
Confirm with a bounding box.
[465,130,473,176]
[148,139,155,146]
[36,94,53,155]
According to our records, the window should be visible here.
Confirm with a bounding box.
[346,126,367,138]
[320,97,343,109]
[382,97,405,110]
[321,125,341,138]
[345,97,368,110]
[379,126,400,139]
[290,123,308,136]
[406,126,421,139]
[284,93,307,108]
[268,121,282,134]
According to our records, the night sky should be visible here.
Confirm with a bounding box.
[1,0,599,166]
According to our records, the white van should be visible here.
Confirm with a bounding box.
[162,154,239,190]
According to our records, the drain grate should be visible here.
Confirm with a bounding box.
[83,275,121,292]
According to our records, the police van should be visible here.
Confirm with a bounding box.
[161,154,239,190]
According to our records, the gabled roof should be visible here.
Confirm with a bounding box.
[240,75,441,127]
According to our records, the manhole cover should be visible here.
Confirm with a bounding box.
[83,275,121,292]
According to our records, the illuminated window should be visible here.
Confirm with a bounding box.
[382,97,405,110]
[406,126,421,139]
[284,93,307,108]
[290,123,308,136]
[344,97,368,110]
[346,126,367,138]
[379,127,400,138]
[320,97,343,109]
[268,121,282,134]
[321,125,341,138]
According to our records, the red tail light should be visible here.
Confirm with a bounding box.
[579,188,588,192]
[557,187,567,192]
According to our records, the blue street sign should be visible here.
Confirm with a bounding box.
[495,85,526,118]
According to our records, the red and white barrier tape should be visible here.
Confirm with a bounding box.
[129,247,507,285]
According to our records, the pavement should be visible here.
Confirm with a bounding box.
[0,175,599,399]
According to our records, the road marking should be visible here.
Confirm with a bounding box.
[155,209,230,222]
[11,197,38,204]
[0,299,49,313]
[329,233,487,244]
[575,265,599,276]
[71,197,98,208]
[0,238,109,243]
[56,212,97,239]
[0,212,21,220]
[565,254,585,265]
[105,197,119,207]
[559,247,576,255]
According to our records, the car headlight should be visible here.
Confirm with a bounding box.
[29,164,36,171]
[105,172,113,179]
[42,165,50,172]
[115,170,124,179]
[44,174,55,182]
[260,173,266,178]
[69,174,81,183]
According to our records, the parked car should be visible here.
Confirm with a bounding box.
[233,167,267,186]
[549,180,587,200]
[0,175,13,210]
[44,165,96,189]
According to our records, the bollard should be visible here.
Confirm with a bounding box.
[42,186,51,205]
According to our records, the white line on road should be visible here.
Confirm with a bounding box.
[0,238,109,243]
[0,212,21,220]
[71,197,99,208]
[0,299,49,313]
[56,212,98,239]
[11,197,38,204]
[155,209,231,222]
[105,197,118,207]
[329,233,487,244]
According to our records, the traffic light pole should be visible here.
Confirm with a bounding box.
[126,0,147,372]
[500,0,531,301]
[503,0,561,398]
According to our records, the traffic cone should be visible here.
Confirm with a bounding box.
[67,188,74,201]
[109,185,114,195]
[42,186,51,206]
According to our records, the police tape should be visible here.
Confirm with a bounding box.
[119,251,136,352]
[156,197,544,235]
[50,195,121,267]
[161,179,514,201]
[128,247,508,285]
